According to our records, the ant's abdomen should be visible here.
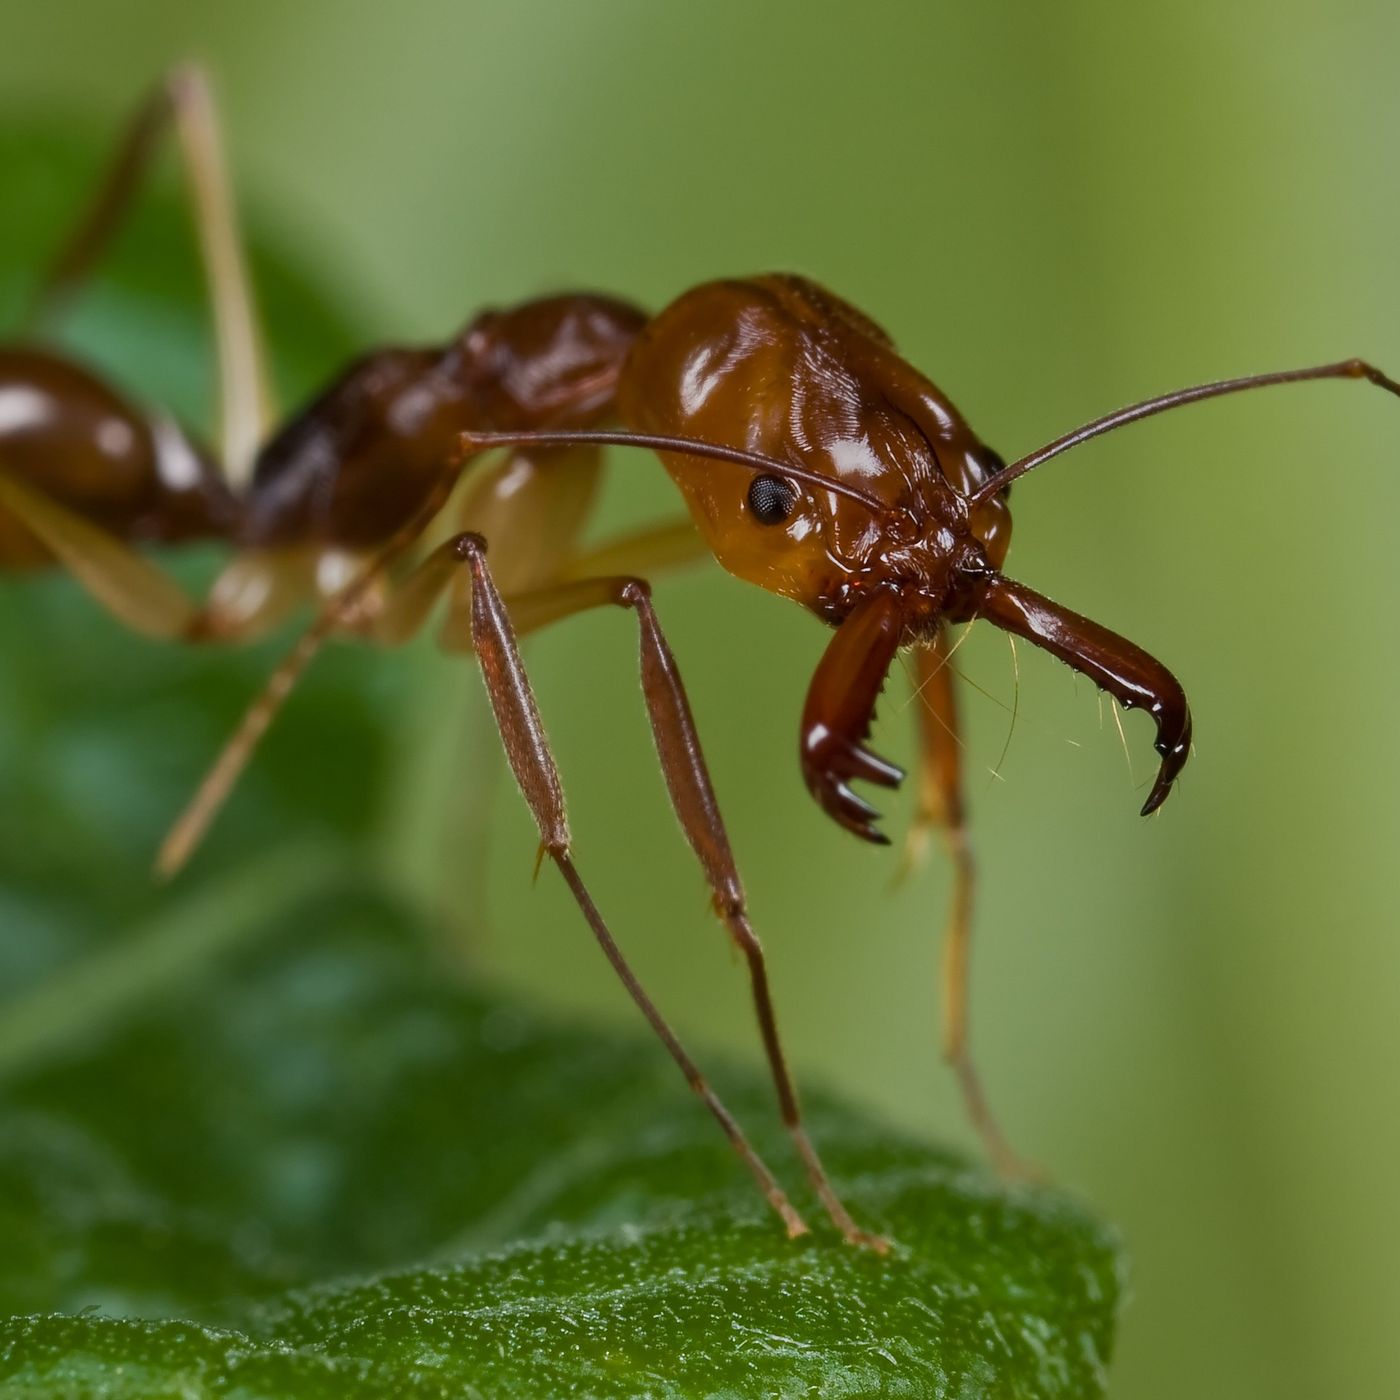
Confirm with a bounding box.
[0,347,234,568]
[240,294,648,551]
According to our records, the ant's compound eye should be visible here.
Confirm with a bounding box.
[747,474,797,525]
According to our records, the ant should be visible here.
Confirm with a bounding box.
[3,67,1397,1253]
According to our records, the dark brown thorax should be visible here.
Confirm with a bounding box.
[240,294,647,549]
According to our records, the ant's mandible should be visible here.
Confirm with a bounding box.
[3,69,1397,1253]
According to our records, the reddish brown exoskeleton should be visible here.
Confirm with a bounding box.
[5,69,1397,1250]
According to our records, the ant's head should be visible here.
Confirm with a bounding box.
[617,274,1026,842]
[619,274,1012,622]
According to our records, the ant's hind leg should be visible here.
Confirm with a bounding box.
[443,567,884,1250]
[24,65,272,486]
[158,528,481,877]
[0,472,321,645]
[909,628,1036,1180]
[157,447,614,876]
[0,473,197,639]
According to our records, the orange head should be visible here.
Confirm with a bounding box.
[619,275,1014,839]
[619,275,1011,636]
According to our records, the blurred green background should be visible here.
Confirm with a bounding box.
[2,2,1398,1396]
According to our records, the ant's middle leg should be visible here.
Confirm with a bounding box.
[443,566,886,1249]
[23,64,272,486]
[555,519,708,587]
[907,627,1036,1179]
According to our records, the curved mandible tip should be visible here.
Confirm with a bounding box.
[799,590,908,843]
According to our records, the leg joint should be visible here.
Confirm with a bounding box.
[449,531,488,562]
[536,832,571,865]
[616,576,652,608]
[721,904,762,954]
[1343,357,1400,395]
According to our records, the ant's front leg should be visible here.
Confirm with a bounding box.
[155,502,827,1247]
[448,542,827,1244]
[443,564,884,1249]
[24,64,272,485]
[975,574,1193,814]
[905,629,1036,1180]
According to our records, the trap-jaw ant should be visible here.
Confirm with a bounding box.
[3,68,1397,1251]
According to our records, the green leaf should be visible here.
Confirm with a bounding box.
[0,876,1123,1398]
[0,118,1125,1396]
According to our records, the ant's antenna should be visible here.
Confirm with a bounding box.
[458,429,891,516]
[969,358,1400,506]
